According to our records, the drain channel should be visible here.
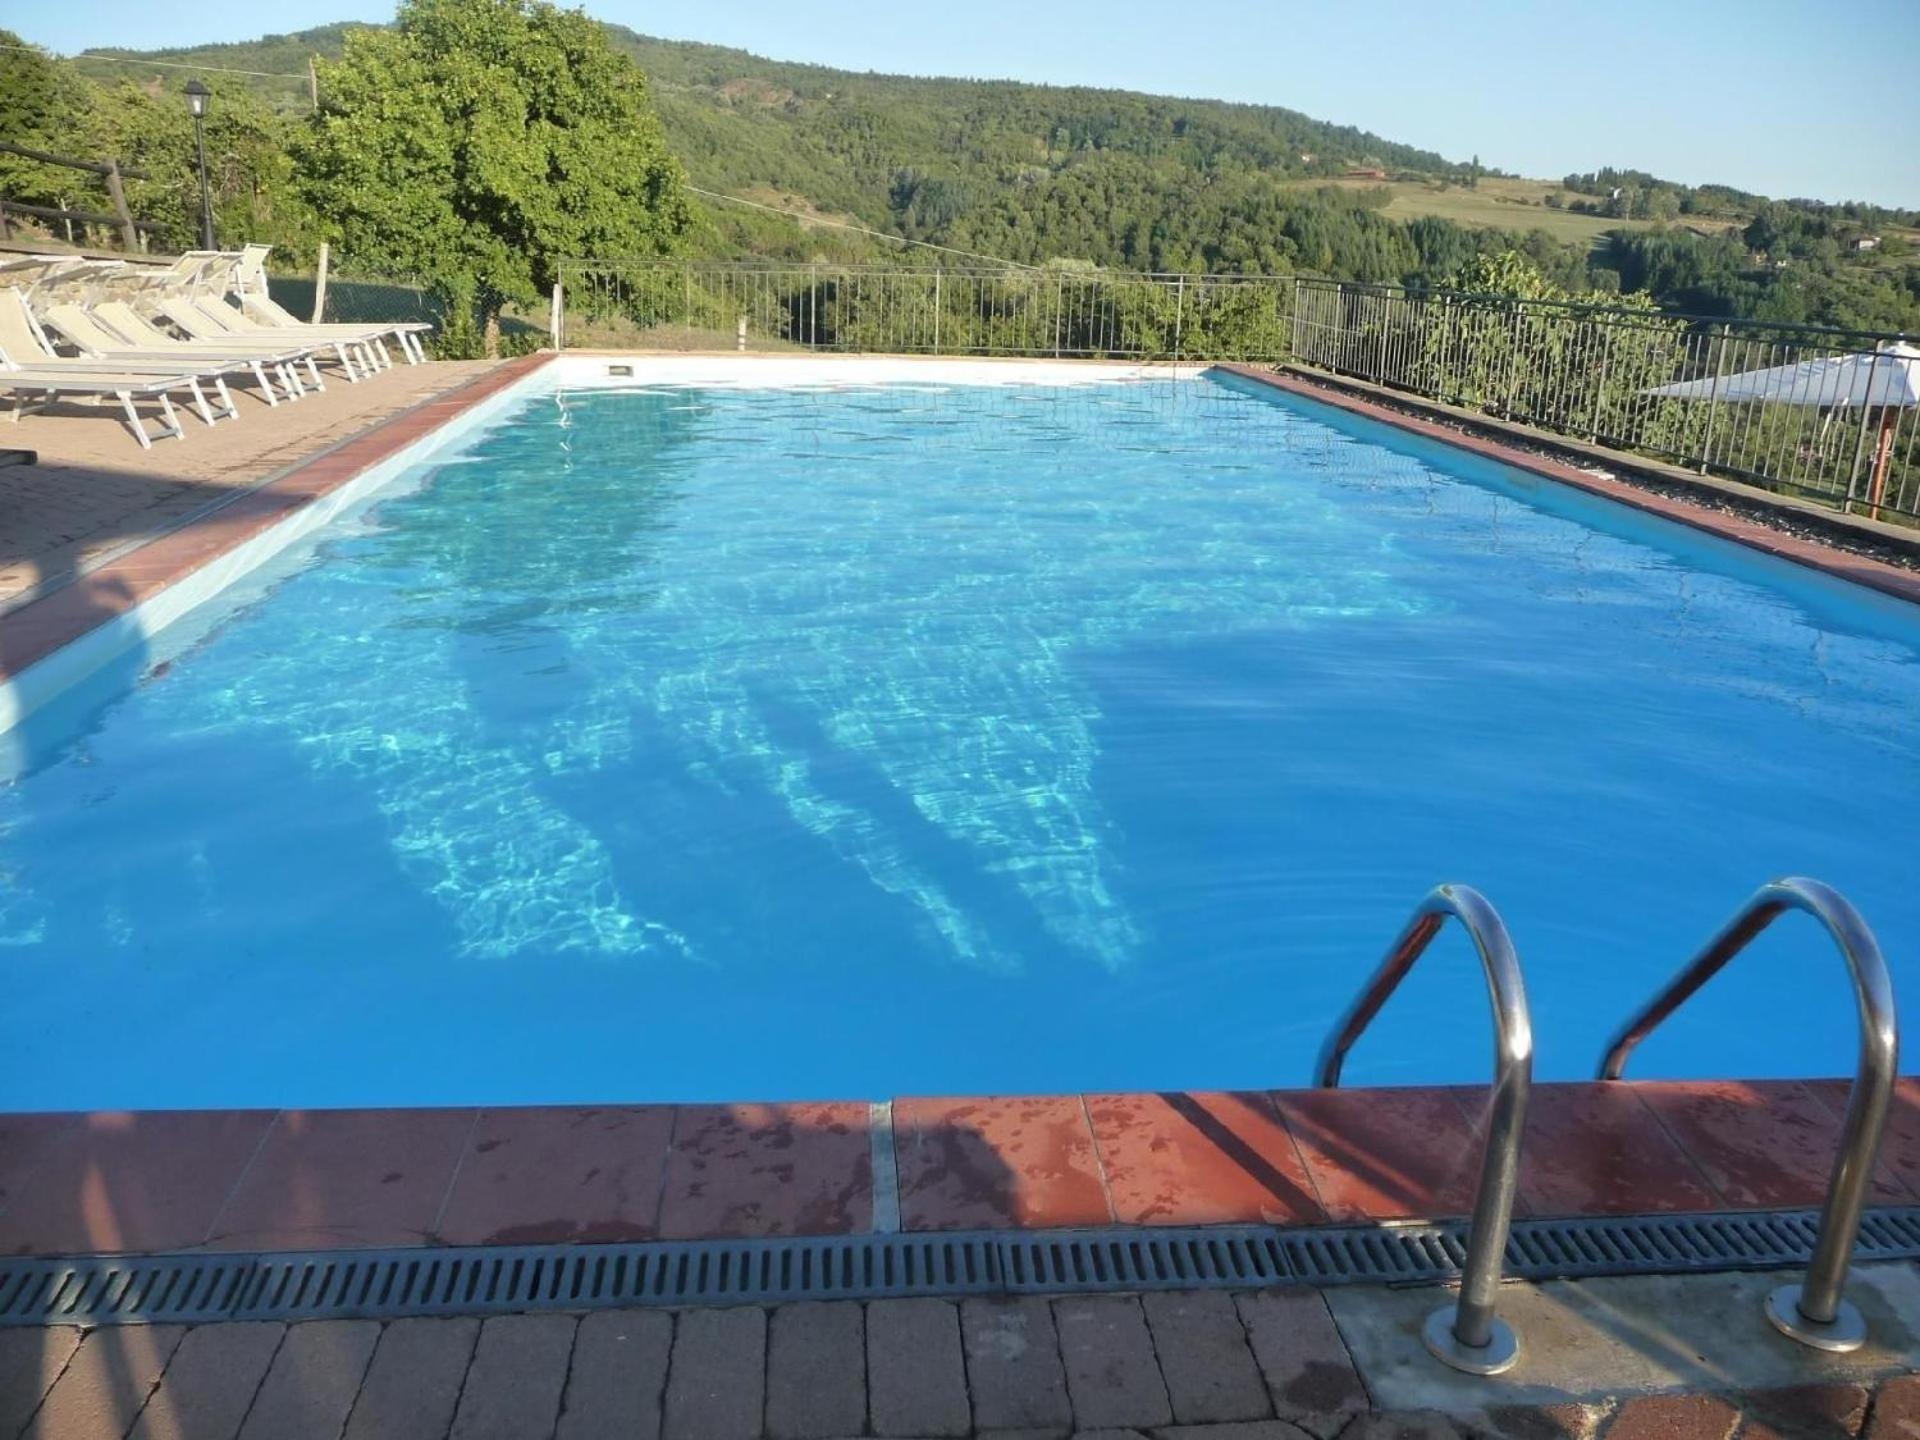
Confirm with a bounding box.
[8,1207,1920,1328]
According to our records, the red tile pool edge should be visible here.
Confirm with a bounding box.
[1215,363,1920,610]
[5,357,1917,1256]
[3,1078,1916,1257]
[0,352,556,685]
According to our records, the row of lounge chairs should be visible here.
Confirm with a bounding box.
[0,245,434,448]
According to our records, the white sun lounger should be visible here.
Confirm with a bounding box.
[23,260,311,407]
[0,289,240,425]
[227,246,432,364]
[90,300,316,403]
[0,343,199,448]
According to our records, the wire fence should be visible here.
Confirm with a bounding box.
[1292,279,1918,522]
[543,260,1920,524]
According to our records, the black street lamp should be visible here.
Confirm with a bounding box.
[184,80,214,250]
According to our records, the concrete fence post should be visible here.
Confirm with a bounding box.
[311,243,330,324]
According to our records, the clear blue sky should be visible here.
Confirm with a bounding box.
[19,0,1920,209]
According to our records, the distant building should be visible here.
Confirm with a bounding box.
[1851,235,1882,252]
[1298,152,1315,164]
[1344,166,1387,180]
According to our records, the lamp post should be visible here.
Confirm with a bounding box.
[184,80,214,250]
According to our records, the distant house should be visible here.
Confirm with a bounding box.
[1850,235,1882,252]
[1298,152,1315,164]
[1344,166,1388,180]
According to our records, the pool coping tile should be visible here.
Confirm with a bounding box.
[894,1094,1114,1231]
[1518,1081,1721,1217]
[2,1078,1918,1257]
[201,1108,478,1252]
[656,1102,874,1240]
[1084,1091,1325,1226]
[433,1105,677,1246]
[1635,1079,1916,1210]
[0,1110,274,1256]
[1268,1085,1486,1222]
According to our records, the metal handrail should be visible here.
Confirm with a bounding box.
[1598,876,1898,1352]
[1318,883,1533,1376]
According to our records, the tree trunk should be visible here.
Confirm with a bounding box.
[482,306,502,360]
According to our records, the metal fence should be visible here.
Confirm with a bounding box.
[557,262,1295,362]
[1292,278,1918,522]
[554,261,1917,523]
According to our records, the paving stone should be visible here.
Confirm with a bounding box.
[1478,1402,1610,1440]
[449,1313,578,1440]
[962,1297,1074,1431]
[1734,1382,1871,1440]
[868,1297,970,1438]
[344,1316,481,1440]
[1599,1393,1741,1440]
[1154,1422,1317,1439]
[127,1322,285,1440]
[1866,1374,1920,1439]
[1141,1291,1270,1425]
[767,1302,866,1439]
[1235,1290,1365,1434]
[1073,1430,1155,1439]
[665,1305,766,1440]
[1052,1296,1173,1430]
[558,1309,673,1440]
[20,1325,185,1440]
[237,1320,381,1440]
[0,1327,84,1437]
[1331,1415,1464,1439]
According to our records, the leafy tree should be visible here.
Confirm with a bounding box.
[0,33,99,214]
[295,0,693,355]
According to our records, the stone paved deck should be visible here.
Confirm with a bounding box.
[0,358,496,616]
[7,1277,1919,1440]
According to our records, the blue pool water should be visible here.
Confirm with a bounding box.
[3,371,1917,1110]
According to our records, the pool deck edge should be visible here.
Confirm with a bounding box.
[4,1077,1917,1260]
[0,352,557,690]
[1217,361,1920,608]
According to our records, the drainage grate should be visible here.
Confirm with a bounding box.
[7,1207,1920,1328]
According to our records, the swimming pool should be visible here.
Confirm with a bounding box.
[3,359,1916,1109]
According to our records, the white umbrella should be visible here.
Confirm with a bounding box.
[1647,340,1918,510]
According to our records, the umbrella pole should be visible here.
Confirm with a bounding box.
[1867,409,1898,518]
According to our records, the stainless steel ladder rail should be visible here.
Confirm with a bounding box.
[1598,876,1898,1353]
[1318,883,1533,1376]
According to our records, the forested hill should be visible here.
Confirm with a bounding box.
[79,23,1451,228]
[41,22,1920,330]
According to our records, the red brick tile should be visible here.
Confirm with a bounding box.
[1808,1076,1920,1204]
[0,1110,273,1255]
[205,1108,474,1251]
[1085,1092,1323,1225]
[1520,1083,1718,1217]
[895,1095,1111,1230]
[1602,1392,1741,1440]
[435,1106,674,1245]
[656,1102,871,1239]
[1270,1086,1483,1221]
[0,1113,81,1219]
[1635,1080,1914,1209]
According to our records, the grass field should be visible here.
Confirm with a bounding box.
[1285,175,1742,250]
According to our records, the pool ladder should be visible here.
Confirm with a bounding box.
[1318,876,1898,1376]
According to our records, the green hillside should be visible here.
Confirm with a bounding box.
[22,19,1920,330]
